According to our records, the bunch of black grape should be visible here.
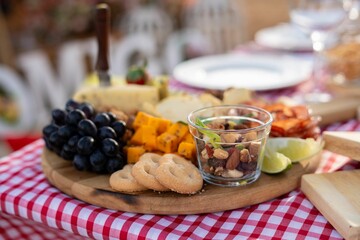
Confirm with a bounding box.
[42,99,127,174]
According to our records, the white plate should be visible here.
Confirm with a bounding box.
[173,53,313,91]
[255,23,313,51]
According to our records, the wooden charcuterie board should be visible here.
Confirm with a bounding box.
[42,147,321,215]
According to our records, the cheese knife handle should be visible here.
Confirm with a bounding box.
[95,3,110,72]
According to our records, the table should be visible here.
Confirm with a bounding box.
[0,43,359,238]
[1,115,360,239]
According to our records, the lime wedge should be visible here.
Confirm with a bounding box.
[278,138,321,162]
[262,151,292,174]
[265,138,323,163]
[262,137,323,174]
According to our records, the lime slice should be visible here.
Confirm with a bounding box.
[278,138,321,162]
[265,138,323,163]
[261,151,292,174]
[262,137,323,174]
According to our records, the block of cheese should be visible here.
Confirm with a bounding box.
[73,85,159,114]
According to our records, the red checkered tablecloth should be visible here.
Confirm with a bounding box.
[1,120,360,239]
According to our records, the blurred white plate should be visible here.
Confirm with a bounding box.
[173,53,313,91]
[255,23,313,51]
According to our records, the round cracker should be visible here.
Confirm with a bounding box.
[132,153,169,192]
[109,164,148,192]
[156,154,203,194]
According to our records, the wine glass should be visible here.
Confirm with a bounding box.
[341,0,360,40]
[289,0,347,103]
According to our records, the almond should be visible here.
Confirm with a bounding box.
[226,148,240,170]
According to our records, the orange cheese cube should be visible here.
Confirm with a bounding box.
[157,118,172,134]
[147,117,160,131]
[166,122,189,142]
[126,146,146,164]
[142,126,158,151]
[157,132,178,153]
[132,111,154,129]
[130,126,145,145]
[183,132,195,144]
[178,141,196,159]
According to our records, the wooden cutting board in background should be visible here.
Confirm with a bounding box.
[301,171,360,240]
[323,131,360,161]
[308,96,360,126]
[301,131,360,240]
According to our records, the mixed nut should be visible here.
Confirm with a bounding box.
[193,116,266,180]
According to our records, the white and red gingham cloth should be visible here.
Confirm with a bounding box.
[1,120,360,239]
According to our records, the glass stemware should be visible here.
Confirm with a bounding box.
[289,0,347,103]
[342,0,360,40]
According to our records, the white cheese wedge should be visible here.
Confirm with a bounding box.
[222,88,252,105]
[73,85,159,114]
[155,93,221,122]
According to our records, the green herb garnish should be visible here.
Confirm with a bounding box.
[195,117,222,148]
[177,121,188,126]
[235,144,244,151]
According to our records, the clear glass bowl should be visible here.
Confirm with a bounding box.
[187,105,273,187]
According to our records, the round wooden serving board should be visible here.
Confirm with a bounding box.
[41,148,321,215]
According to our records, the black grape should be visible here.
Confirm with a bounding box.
[66,109,86,126]
[97,126,117,140]
[101,138,119,157]
[78,102,95,119]
[93,113,111,127]
[111,121,126,137]
[73,154,90,171]
[77,136,96,155]
[51,109,67,125]
[78,119,97,137]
